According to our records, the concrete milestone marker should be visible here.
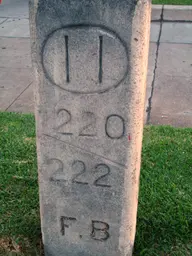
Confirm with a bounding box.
[29,0,151,255]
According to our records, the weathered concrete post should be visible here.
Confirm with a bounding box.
[29,0,151,255]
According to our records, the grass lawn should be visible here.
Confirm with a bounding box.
[0,112,192,255]
[153,0,192,4]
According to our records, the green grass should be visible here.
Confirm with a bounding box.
[0,112,40,255]
[152,0,192,4]
[135,125,192,255]
[0,112,192,255]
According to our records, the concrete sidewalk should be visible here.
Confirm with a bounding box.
[0,1,192,127]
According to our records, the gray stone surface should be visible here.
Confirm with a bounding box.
[145,43,157,123]
[150,74,192,127]
[161,22,192,43]
[0,41,156,117]
[150,22,160,42]
[147,43,157,78]
[155,43,192,77]
[7,82,34,113]
[0,37,32,112]
[0,17,160,42]
[0,0,28,18]
[0,18,30,37]
[151,5,162,21]
[150,43,192,127]
[0,0,160,42]
[29,0,151,255]
[0,38,31,68]
[0,67,32,110]
[1,0,192,129]
[163,5,192,21]
[0,18,7,24]
[0,1,164,21]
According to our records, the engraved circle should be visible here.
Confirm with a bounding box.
[42,24,129,94]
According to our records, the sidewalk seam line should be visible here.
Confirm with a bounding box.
[5,81,33,111]
[0,67,32,69]
[159,42,192,45]
[146,5,164,124]
[0,18,8,25]
[162,20,192,23]
[0,17,29,19]
[0,36,30,39]
[152,20,192,23]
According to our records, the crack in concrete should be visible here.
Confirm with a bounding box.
[146,5,164,124]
